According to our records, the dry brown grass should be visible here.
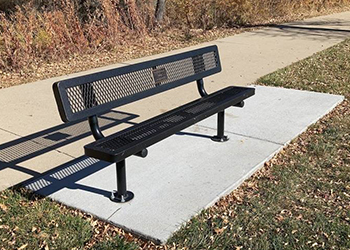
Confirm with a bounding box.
[167,0,350,28]
[0,0,152,71]
[0,27,243,89]
[0,0,349,80]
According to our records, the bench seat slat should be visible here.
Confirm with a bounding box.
[84,86,254,163]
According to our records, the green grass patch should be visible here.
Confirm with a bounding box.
[260,39,350,98]
[0,188,137,250]
[91,236,137,250]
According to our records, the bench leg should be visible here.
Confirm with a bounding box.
[211,110,229,142]
[110,160,134,203]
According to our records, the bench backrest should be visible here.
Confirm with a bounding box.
[53,45,221,122]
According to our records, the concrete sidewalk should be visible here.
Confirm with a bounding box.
[0,11,348,198]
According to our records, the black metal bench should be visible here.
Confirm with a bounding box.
[53,46,255,203]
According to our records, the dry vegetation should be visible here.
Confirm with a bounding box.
[167,0,350,29]
[0,0,349,88]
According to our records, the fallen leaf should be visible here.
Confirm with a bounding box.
[39,232,49,239]
[0,204,8,212]
[18,243,28,250]
[276,215,284,221]
[214,226,227,235]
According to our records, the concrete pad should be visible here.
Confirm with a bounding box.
[199,86,344,145]
[26,157,117,218]
[25,86,344,243]
[26,125,281,243]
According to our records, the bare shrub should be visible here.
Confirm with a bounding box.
[0,0,149,71]
[167,0,350,28]
[0,0,350,72]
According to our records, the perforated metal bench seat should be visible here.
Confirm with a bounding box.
[84,86,254,163]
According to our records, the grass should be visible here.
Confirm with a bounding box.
[0,189,138,250]
[260,40,350,96]
[0,189,91,249]
[0,35,349,250]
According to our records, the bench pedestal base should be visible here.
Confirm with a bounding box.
[110,190,134,203]
[110,160,134,203]
[211,111,229,143]
[211,135,229,142]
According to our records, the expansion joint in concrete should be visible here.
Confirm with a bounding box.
[107,207,122,220]
[196,124,284,146]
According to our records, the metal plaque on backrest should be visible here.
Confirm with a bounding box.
[152,67,168,86]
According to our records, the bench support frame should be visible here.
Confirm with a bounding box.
[53,46,255,203]
[88,116,105,140]
[111,160,134,203]
[197,79,229,142]
[88,115,147,203]
[211,110,229,142]
[197,79,208,97]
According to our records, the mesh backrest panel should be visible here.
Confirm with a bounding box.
[54,46,221,122]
